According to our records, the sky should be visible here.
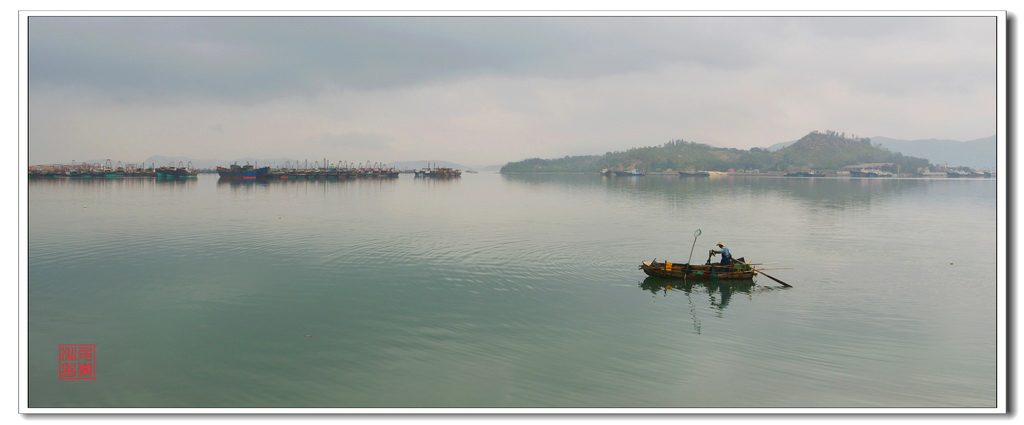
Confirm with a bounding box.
[26,13,999,168]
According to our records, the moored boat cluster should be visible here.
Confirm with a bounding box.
[28,160,197,179]
[31,160,465,181]
[217,161,404,180]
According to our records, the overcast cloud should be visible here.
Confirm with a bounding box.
[27,15,998,167]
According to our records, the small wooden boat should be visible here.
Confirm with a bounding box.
[639,259,755,280]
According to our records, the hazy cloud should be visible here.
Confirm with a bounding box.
[27,14,998,167]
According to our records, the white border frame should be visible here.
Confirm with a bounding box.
[16,8,1009,417]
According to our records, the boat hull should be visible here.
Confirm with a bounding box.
[639,260,755,280]
[174,168,198,178]
[850,170,891,177]
[217,166,270,179]
[416,167,462,178]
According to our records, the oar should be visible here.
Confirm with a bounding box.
[737,260,793,287]
[752,269,792,287]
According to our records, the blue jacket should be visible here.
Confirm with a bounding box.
[715,246,732,264]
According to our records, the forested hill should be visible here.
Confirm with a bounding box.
[499,131,931,174]
[776,131,930,171]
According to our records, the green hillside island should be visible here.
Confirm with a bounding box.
[499,131,932,175]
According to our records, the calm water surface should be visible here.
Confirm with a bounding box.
[27,173,999,408]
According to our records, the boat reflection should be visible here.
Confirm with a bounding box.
[155,177,198,185]
[216,178,270,187]
[639,276,760,311]
[215,175,400,194]
[639,276,777,334]
[28,177,194,188]
[501,172,939,210]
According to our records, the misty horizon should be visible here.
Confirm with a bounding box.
[39,132,996,171]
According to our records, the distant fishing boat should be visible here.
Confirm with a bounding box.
[267,162,399,179]
[946,170,989,178]
[217,164,270,180]
[101,160,124,178]
[123,165,156,177]
[784,171,824,177]
[849,169,891,178]
[155,167,175,179]
[678,171,710,177]
[157,162,198,179]
[173,166,198,178]
[28,169,61,179]
[615,169,645,176]
[415,165,462,178]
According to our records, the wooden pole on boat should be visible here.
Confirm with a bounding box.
[685,229,701,280]
[686,229,701,266]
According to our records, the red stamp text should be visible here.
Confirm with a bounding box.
[58,344,95,380]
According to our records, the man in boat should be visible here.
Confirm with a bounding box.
[710,242,733,265]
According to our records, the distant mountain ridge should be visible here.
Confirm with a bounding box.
[766,135,995,169]
[869,136,995,169]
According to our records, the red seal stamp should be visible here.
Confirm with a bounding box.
[58,344,95,380]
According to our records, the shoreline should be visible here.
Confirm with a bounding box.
[497,171,995,179]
